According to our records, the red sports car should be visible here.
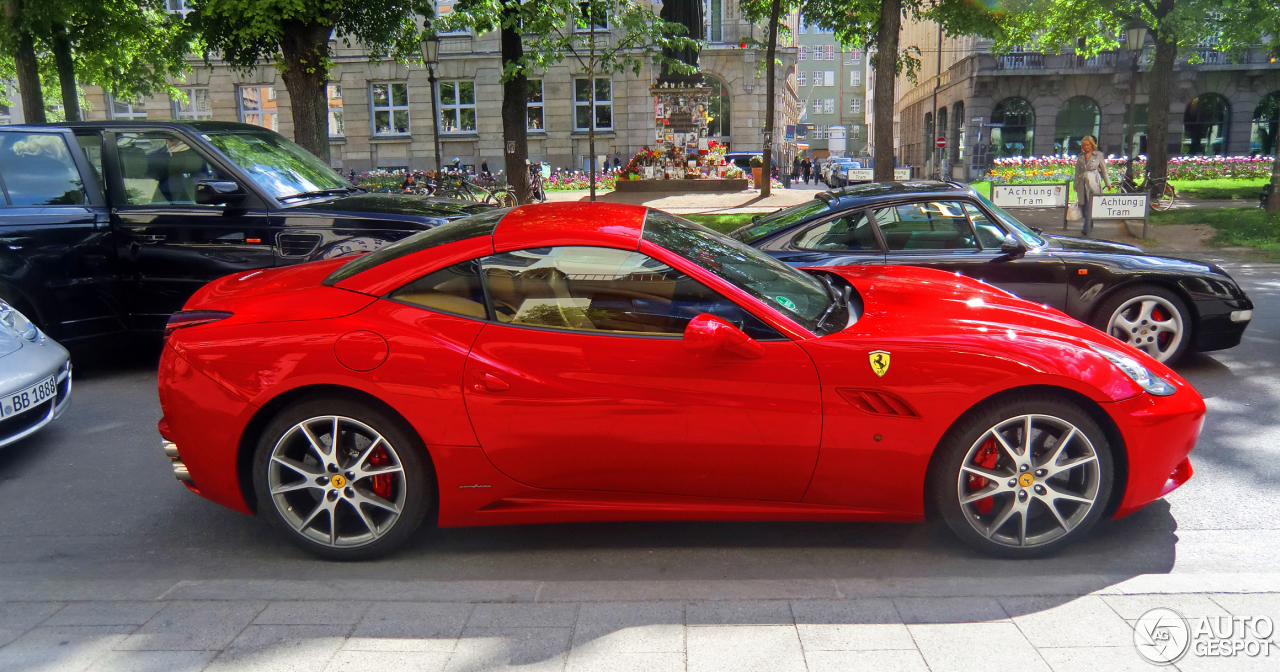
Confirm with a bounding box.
[157,203,1204,559]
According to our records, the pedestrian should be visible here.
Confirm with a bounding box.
[613,153,622,171]
[801,157,811,184]
[1073,135,1112,236]
[791,156,801,181]
[481,159,490,175]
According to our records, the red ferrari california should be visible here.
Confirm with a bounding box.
[157,203,1204,559]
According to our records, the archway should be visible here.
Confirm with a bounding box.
[989,97,1034,158]
[1251,92,1280,156]
[1054,96,1100,154]
[704,75,732,142]
[1182,93,1230,156]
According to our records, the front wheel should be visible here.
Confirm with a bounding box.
[252,396,432,560]
[932,394,1114,558]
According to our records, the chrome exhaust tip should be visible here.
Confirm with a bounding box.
[173,461,192,482]
[162,440,179,459]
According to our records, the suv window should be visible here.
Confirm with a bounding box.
[874,201,979,253]
[478,246,782,339]
[794,211,878,251]
[0,132,86,206]
[115,131,221,206]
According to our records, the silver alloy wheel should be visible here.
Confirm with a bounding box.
[956,414,1101,548]
[1106,295,1184,363]
[267,415,407,548]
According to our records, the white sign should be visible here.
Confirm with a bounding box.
[993,184,1068,208]
[894,168,912,180]
[847,169,874,182]
[1092,194,1148,219]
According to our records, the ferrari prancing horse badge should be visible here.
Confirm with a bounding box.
[869,350,891,377]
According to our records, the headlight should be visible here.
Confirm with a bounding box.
[1088,344,1176,396]
[0,300,40,342]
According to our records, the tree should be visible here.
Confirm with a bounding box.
[1216,0,1280,212]
[803,0,1003,181]
[191,0,433,163]
[740,0,801,197]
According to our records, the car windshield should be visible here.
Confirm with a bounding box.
[644,210,842,334]
[730,198,833,244]
[974,191,1045,247]
[204,131,353,201]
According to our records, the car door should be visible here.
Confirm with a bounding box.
[872,199,1067,309]
[106,129,274,330]
[0,127,121,341]
[454,245,823,502]
[757,208,887,267]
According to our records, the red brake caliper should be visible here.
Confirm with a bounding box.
[1152,306,1168,347]
[368,446,393,500]
[967,438,1000,515]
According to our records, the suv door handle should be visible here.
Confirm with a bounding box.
[134,234,166,243]
[0,237,29,250]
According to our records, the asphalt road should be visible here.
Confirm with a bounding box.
[3,257,1278,594]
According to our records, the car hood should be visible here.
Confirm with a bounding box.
[0,334,19,359]
[1042,234,1144,255]
[289,192,490,220]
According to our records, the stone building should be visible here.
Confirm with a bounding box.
[894,17,1280,181]
[72,1,800,174]
[794,17,868,158]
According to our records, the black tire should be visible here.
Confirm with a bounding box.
[931,393,1115,558]
[1092,284,1193,365]
[252,395,433,560]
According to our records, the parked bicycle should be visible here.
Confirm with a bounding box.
[1112,170,1177,211]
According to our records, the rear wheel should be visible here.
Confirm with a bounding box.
[252,396,432,560]
[932,394,1114,558]
[1094,285,1192,364]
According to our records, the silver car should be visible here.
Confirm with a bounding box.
[0,300,71,447]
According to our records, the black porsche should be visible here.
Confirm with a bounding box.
[736,181,1253,364]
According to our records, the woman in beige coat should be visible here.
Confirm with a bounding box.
[1073,135,1112,235]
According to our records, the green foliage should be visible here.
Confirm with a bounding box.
[1150,207,1280,258]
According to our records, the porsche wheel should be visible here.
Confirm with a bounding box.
[1094,285,1191,364]
[933,395,1114,558]
[252,396,432,560]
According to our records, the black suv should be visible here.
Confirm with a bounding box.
[0,122,489,342]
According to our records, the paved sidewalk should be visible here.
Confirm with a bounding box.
[1,576,1277,671]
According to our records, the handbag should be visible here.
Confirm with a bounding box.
[1067,202,1083,221]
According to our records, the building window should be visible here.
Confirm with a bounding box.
[526,79,544,130]
[798,46,807,61]
[574,1,608,31]
[327,84,344,137]
[1250,92,1280,155]
[1054,96,1101,154]
[238,86,277,130]
[824,71,835,86]
[108,96,148,120]
[164,0,192,18]
[822,46,835,60]
[813,100,822,116]
[812,71,822,85]
[575,77,611,130]
[372,82,410,135]
[851,124,862,139]
[823,99,835,114]
[706,75,731,138]
[435,1,467,34]
[849,98,861,115]
[437,80,475,133]
[1182,93,1230,156]
[848,49,862,64]
[171,87,211,120]
[797,71,807,87]
[989,97,1035,158]
[706,0,723,42]
[850,70,861,87]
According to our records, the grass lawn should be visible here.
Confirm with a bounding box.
[684,213,756,233]
[1151,207,1280,257]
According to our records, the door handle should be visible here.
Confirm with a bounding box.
[475,373,510,392]
[134,234,166,243]
[0,237,29,250]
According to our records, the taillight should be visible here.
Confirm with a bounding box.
[164,311,232,339]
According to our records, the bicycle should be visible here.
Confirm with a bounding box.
[1113,170,1177,211]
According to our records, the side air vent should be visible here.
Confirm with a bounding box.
[277,232,323,258]
[837,388,920,418]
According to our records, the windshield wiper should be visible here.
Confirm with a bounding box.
[278,188,356,203]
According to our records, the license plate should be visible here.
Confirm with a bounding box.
[1,375,56,420]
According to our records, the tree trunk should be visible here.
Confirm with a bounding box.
[873,0,902,181]
[587,31,597,202]
[279,20,334,163]
[5,0,45,124]
[500,8,530,204]
[761,0,780,198]
[51,24,78,122]
[1268,153,1280,213]
[1145,0,1177,197]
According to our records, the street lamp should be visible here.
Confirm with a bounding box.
[420,35,443,173]
[1123,20,1148,188]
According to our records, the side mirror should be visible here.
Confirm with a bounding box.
[195,180,248,206]
[683,314,765,359]
[1000,234,1027,257]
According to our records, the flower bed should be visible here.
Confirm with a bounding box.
[988,155,1273,183]
[544,172,618,191]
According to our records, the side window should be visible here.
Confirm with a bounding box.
[794,211,878,251]
[480,246,783,339]
[0,132,87,206]
[389,262,486,320]
[874,201,979,253]
[115,131,221,206]
[74,134,104,185]
[963,203,1006,249]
